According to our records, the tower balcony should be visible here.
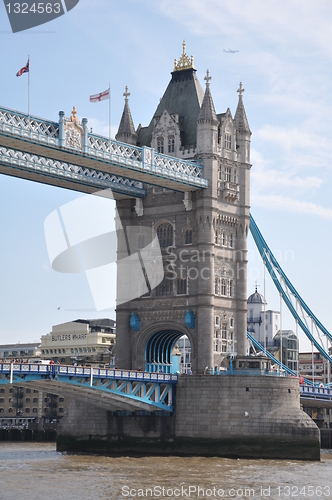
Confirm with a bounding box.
[221,181,239,202]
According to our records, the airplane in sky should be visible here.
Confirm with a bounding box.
[223,49,239,53]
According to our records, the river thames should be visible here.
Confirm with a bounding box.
[1,443,332,500]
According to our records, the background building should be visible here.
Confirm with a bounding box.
[40,318,116,366]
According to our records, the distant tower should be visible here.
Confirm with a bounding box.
[115,43,251,373]
[115,86,137,145]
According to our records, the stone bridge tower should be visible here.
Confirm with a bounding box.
[115,43,251,373]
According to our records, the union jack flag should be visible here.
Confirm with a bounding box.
[16,59,29,77]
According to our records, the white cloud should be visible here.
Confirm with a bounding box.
[251,194,332,219]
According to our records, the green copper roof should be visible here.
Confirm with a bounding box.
[137,68,204,147]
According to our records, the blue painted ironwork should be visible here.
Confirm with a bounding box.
[300,385,332,400]
[0,363,177,412]
[247,331,313,385]
[185,310,195,329]
[130,313,140,331]
[0,105,208,190]
[250,214,332,364]
[0,146,146,197]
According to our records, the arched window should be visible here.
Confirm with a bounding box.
[177,278,187,295]
[221,279,226,296]
[215,277,220,295]
[185,229,192,245]
[156,274,174,296]
[157,138,164,154]
[168,136,175,153]
[156,223,174,248]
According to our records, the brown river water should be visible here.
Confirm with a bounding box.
[0,443,332,500]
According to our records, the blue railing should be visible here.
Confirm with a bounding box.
[0,363,178,384]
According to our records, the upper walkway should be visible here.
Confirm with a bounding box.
[0,106,208,198]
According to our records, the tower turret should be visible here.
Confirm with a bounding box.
[196,70,219,155]
[115,86,137,145]
[234,82,251,164]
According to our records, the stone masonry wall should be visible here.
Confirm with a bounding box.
[57,376,320,459]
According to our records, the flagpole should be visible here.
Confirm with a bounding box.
[28,55,30,116]
[109,83,111,142]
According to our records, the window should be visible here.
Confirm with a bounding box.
[185,229,192,245]
[0,409,4,414]
[215,278,220,295]
[177,278,187,295]
[225,167,231,182]
[233,169,237,183]
[156,223,173,248]
[0,389,4,394]
[26,389,31,394]
[215,230,219,244]
[8,407,13,413]
[221,279,226,296]
[215,316,220,326]
[222,345,227,353]
[222,324,227,339]
[229,233,234,248]
[59,407,64,413]
[157,138,164,153]
[230,318,234,328]
[222,232,226,246]
[26,398,30,403]
[33,398,38,403]
[59,397,64,403]
[156,274,173,296]
[0,398,4,403]
[218,166,222,180]
[229,280,233,297]
[33,408,38,413]
[224,134,231,150]
[25,408,30,414]
[168,136,175,153]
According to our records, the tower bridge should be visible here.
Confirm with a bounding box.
[0,43,325,459]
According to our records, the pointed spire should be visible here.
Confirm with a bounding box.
[234,82,251,135]
[115,86,137,145]
[197,69,218,123]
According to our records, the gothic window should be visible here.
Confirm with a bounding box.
[229,280,233,297]
[215,316,220,326]
[224,134,231,150]
[185,229,192,245]
[222,324,227,339]
[215,230,219,245]
[222,232,226,246]
[229,233,234,248]
[233,169,237,183]
[222,345,227,353]
[156,222,174,248]
[215,278,220,295]
[225,167,231,182]
[168,136,175,153]
[221,279,226,296]
[218,166,222,180]
[230,318,234,328]
[156,273,173,296]
[157,138,164,154]
[177,278,187,295]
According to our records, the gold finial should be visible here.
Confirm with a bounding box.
[173,40,195,72]
[71,106,78,123]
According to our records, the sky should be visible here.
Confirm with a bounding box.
[0,0,332,354]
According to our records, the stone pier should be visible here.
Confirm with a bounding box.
[57,375,320,460]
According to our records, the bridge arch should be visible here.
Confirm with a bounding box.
[134,322,195,374]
